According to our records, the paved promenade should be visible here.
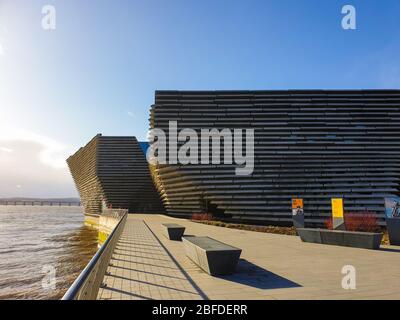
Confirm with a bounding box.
[99,214,400,300]
[97,218,204,300]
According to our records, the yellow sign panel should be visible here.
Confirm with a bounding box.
[292,199,303,209]
[332,198,344,218]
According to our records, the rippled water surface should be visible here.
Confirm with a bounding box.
[0,206,98,300]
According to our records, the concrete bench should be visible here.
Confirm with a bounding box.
[386,218,400,245]
[297,228,383,250]
[182,236,242,276]
[162,223,185,240]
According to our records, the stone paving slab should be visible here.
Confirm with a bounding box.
[99,214,400,300]
[97,218,204,300]
[139,214,400,300]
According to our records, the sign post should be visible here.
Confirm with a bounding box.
[331,198,345,230]
[385,197,400,245]
[292,198,304,228]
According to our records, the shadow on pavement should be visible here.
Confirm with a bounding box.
[379,247,400,253]
[219,259,301,290]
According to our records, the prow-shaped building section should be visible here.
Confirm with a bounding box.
[67,134,164,219]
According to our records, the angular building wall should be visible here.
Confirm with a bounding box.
[149,90,400,225]
[66,135,103,215]
[67,134,165,215]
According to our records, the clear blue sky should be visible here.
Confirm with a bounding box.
[0,0,399,197]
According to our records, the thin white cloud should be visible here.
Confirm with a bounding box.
[379,65,400,88]
[0,147,13,153]
[127,111,134,118]
[0,125,78,197]
[0,32,5,56]
[0,125,70,169]
[345,42,400,88]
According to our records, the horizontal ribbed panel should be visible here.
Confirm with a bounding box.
[67,135,164,215]
[150,90,400,225]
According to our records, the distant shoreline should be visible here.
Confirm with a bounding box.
[0,197,81,207]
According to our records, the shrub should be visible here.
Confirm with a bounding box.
[191,213,214,221]
[345,211,380,232]
[325,218,332,230]
[325,211,380,232]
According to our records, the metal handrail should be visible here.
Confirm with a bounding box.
[102,208,127,220]
[62,212,128,300]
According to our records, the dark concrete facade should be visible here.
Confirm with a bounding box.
[149,90,400,225]
[67,134,164,216]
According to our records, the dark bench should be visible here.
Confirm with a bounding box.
[162,223,185,240]
[182,236,242,276]
[297,228,383,250]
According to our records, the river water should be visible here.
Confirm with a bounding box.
[0,206,98,300]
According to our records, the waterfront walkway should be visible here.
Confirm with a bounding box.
[98,214,400,300]
[97,218,204,300]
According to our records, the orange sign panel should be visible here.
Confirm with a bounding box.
[292,199,303,209]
